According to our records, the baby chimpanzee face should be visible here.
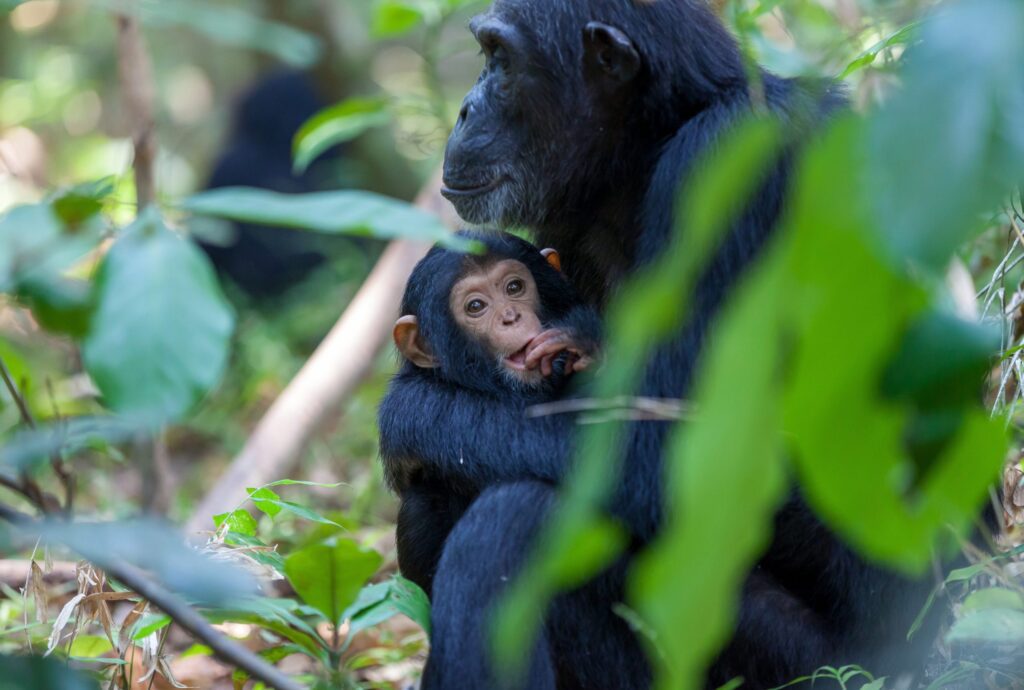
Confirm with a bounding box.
[447,258,544,385]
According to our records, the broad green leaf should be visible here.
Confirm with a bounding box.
[0,655,98,690]
[293,98,391,174]
[82,210,234,425]
[284,538,382,625]
[182,188,474,251]
[15,276,94,339]
[631,252,788,690]
[256,498,342,527]
[0,204,63,290]
[345,576,431,638]
[782,117,1005,573]
[868,0,1024,268]
[947,609,1024,644]
[248,487,283,518]
[50,177,116,227]
[213,510,259,537]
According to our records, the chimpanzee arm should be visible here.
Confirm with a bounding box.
[378,374,576,494]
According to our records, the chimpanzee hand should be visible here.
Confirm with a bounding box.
[523,328,596,377]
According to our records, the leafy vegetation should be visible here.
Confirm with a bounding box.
[0,0,1022,688]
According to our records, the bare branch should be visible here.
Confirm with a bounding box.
[115,5,157,209]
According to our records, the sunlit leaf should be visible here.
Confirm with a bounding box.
[248,487,283,518]
[82,209,234,425]
[293,98,391,174]
[372,1,426,38]
[213,510,259,537]
[947,609,1024,644]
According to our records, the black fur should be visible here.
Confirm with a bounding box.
[386,1,933,688]
[379,230,602,596]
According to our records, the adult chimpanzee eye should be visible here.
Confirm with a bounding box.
[466,298,486,315]
[506,278,524,296]
[490,44,510,69]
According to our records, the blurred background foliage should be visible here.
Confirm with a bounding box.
[0,0,1021,688]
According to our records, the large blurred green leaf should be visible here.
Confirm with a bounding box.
[82,210,234,425]
[32,519,258,606]
[0,655,98,690]
[0,416,141,474]
[293,98,392,174]
[92,0,321,68]
[631,253,787,690]
[182,187,473,250]
[284,538,382,626]
[783,117,1005,572]
[492,116,785,679]
[869,0,1024,268]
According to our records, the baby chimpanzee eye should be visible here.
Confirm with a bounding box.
[506,279,524,296]
[466,298,487,315]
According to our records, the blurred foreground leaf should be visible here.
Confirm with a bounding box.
[0,655,97,690]
[82,209,234,425]
[0,416,142,474]
[183,187,473,250]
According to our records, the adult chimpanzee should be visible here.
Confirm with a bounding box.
[384,0,934,688]
[379,230,600,595]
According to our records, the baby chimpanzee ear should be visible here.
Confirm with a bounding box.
[393,315,438,369]
[540,248,561,272]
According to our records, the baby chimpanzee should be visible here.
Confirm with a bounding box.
[378,231,602,594]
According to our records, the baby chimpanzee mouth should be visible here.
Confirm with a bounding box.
[505,344,530,370]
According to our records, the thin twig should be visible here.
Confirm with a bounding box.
[115,5,157,209]
[0,356,36,429]
[0,508,303,690]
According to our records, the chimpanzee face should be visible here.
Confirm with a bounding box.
[447,258,544,384]
[441,0,641,228]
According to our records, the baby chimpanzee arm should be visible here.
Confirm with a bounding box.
[378,373,576,494]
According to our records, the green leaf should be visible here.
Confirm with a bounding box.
[0,655,98,690]
[284,538,382,625]
[67,635,113,658]
[838,23,919,79]
[257,498,342,527]
[372,1,426,38]
[182,187,474,251]
[15,276,94,339]
[345,576,431,637]
[248,487,283,518]
[132,614,172,640]
[293,98,391,174]
[961,588,1024,613]
[213,510,259,537]
[50,177,116,227]
[82,209,234,425]
[947,609,1024,644]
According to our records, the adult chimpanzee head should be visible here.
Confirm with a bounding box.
[441,0,746,229]
[394,231,580,394]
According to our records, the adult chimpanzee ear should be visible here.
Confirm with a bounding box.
[582,22,640,87]
[393,315,438,369]
[540,248,562,272]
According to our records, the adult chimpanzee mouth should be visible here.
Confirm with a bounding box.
[441,177,505,198]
